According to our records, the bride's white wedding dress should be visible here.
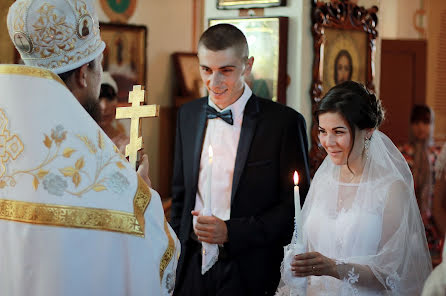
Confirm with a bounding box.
[277,131,432,296]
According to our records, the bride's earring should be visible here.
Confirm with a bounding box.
[364,137,371,159]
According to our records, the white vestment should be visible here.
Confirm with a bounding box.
[421,238,446,296]
[0,65,180,296]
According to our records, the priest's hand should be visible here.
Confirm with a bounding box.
[191,210,228,244]
[291,252,339,279]
[137,154,152,188]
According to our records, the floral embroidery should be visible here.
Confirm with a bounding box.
[106,172,130,194]
[0,124,129,198]
[340,267,360,296]
[33,4,77,59]
[42,173,68,196]
[165,272,175,294]
[385,271,400,293]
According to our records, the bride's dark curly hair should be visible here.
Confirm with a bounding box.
[314,81,385,172]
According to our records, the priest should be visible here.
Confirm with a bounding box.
[0,0,180,295]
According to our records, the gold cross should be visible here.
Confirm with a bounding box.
[115,85,159,169]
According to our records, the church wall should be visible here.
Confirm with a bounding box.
[95,0,194,191]
[92,0,429,193]
[380,0,426,40]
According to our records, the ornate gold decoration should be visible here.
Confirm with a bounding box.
[0,124,129,198]
[33,3,77,59]
[0,65,66,87]
[217,0,285,9]
[8,0,104,73]
[0,175,152,237]
[9,0,27,33]
[116,85,159,168]
[159,217,175,283]
[0,109,24,180]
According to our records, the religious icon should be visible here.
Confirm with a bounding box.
[309,0,378,176]
[334,49,353,85]
[13,32,32,54]
[100,23,147,103]
[321,28,367,96]
[77,15,93,39]
[82,19,89,37]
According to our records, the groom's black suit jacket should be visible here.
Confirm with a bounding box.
[170,94,310,295]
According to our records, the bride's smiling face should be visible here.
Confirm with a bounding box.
[318,112,367,166]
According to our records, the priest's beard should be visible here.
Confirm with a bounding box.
[82,97,101,123]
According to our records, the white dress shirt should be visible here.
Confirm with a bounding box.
[193,84,252,225]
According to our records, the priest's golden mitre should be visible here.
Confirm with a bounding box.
[0,64,180,296]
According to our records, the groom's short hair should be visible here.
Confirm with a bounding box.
[198,23,249,60]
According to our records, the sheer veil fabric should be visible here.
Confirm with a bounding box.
[277,131,432,295]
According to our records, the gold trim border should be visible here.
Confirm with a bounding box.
[0,64,66,87]
[159,217,175,282]
[219,0,281,6]
[0,175,152,237]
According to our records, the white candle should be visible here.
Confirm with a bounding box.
[293,171,303,244]
[205,145,213,212]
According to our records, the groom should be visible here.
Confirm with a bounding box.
[171,24,310,296]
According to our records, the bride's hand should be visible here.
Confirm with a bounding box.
[291,252,339,278]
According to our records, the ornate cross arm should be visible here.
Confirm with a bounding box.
[116,85,159,169]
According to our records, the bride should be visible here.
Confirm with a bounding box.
[277,81,432,295]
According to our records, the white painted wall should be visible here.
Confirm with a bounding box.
[95,0,194,190]
[380,0,425,39]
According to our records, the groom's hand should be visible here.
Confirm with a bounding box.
[192,210,228,244]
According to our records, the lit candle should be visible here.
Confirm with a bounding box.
[205,145,213,213]
[293,171,303,244]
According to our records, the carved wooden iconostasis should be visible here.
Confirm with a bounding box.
[309,0,378,175]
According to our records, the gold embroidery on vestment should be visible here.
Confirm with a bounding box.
[0,109,24,180]
[159,217,175,283]
[0,65,65,87]
[0,175,152,237]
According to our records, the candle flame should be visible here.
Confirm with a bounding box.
[293,171,299,185]
[208,145,213,159]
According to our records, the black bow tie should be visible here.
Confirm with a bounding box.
[206,105,233,125]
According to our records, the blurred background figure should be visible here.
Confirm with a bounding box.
[399,104,442,259]
[98,72,129,154]
[245,72,271,100]
[334,49,353,85]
